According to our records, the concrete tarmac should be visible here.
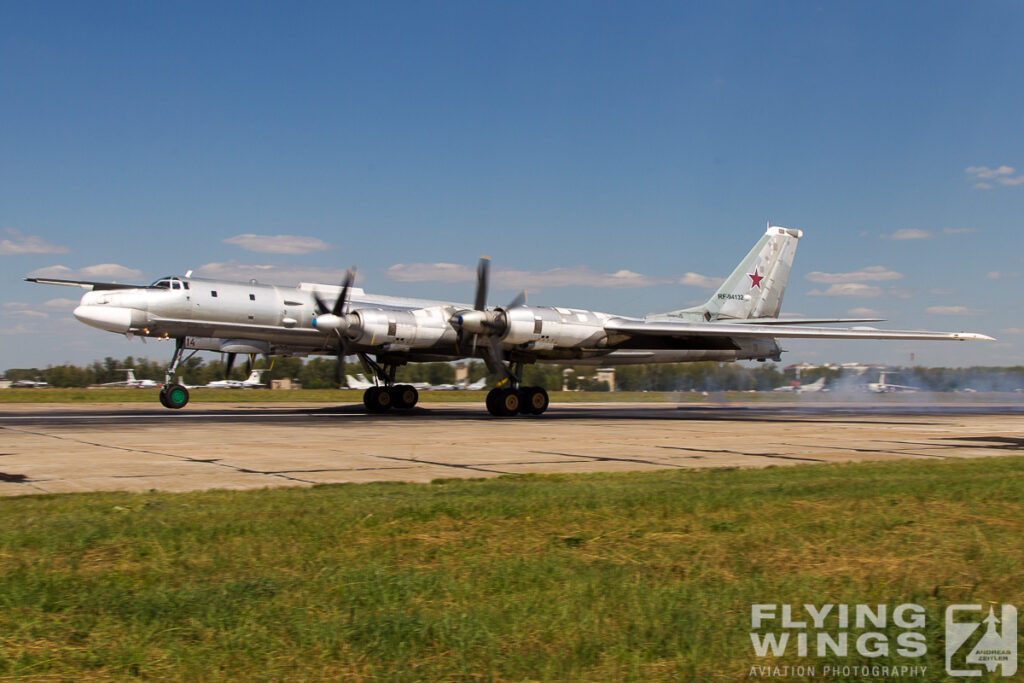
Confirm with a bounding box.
[1,401,1022,496]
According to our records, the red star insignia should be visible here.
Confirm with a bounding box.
[748,268,764,288]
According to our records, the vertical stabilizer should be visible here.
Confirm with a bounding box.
[655,225,802,321]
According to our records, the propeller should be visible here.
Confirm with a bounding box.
[312,267,357,386]
[224,352,237,380]
[449,257,527,382]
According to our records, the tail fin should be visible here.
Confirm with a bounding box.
[658,225,802,321]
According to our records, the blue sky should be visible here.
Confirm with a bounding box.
[2,1,1023,369]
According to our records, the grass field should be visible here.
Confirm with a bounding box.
[2,387,1022,404]
[1,457,1022,681]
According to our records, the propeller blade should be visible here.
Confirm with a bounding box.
[312,291,331,315]
[474,257,489,311]
[225,352,237,380]
[481,334,512,382]
[245,354,254,375]
[335,348,345,386]
[333,267,356,316]
[508,290,527,308]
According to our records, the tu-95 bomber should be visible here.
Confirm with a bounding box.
[26,226,994,416]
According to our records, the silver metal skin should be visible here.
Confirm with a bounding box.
[30,226,994,407]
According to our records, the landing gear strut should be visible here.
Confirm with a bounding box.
[359,354,419,413]
[484,361,549,417]
[159,338,198,410]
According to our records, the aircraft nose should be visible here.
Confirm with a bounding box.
[73,305,136,333]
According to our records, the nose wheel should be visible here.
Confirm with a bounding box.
[159,383,189,409]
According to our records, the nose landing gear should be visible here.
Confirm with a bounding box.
[158,338,198,409]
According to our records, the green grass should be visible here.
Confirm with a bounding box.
[1,458,1022,681]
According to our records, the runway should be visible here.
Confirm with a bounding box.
[1,401,1023,496]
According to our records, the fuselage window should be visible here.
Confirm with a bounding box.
[211,291,218,298]
[249,294,255,301]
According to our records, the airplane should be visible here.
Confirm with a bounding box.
[10,379,49,388]
[100,368,160,388]
[773,376,827,393]
[345,373,374,390]
[26,225,994,416]
[346,372,485,391]
[203,368,267,389]
[867,372,918,394]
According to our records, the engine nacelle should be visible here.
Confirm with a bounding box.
[347,307,452,348]
[500,306,607,348]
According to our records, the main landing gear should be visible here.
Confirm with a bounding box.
[159,338,198,410]
[359,355,419,414]
[482,360,549,417]
[362,384,419,413]
[485,385,549,417]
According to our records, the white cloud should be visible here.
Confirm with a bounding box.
[966,165,1015,179]
[807,283,885,298]
[44,297,78,309]
[0,228,70,255]
[943,227,977,235]
[930,288,954,295]
[0,304,48,319]
[847,307,883,317]
[881,229,933,241]
[27,264,143,281]
[966,165,1024,188]
[677,272,725,289]
[925,306,977,315]
[385,263,663,289]
[805,266,903,284]
[223,234,333,254]
[195,261,354,285]
[987,271,1019,280]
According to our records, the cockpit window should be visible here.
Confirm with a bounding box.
[172,282,181,290]
[152,279,171,289]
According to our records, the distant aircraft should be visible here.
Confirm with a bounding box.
[101,368,159,388]
[11,379,48,388]
[775,376,827,393]
[867,372,918,393]
[28,225,993,415]
[345,374,374,390]
[204,369,267,389]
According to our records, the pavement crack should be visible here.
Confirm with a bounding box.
[369,454,508,474]
[530,450,688,468]
[655,445,827,462]
[0,425,313,485]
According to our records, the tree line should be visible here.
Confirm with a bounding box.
[5,356,1024,392]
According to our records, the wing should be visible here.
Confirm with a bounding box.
[605,318,995,342]
[24,277,146,291]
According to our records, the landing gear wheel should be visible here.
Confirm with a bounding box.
[160,384,189,410]
[520,386,549,415]
[391,384,419,410]
[485,388,502,416]
[363,386,392,413]
[487,387,520,417]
